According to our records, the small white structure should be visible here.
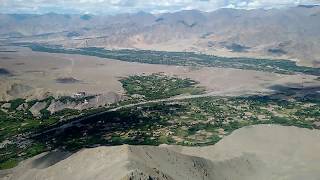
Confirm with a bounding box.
[73,92,86,98]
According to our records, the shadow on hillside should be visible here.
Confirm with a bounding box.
[266,84,320,102]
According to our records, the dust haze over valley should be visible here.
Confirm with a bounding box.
[0,1,320,180]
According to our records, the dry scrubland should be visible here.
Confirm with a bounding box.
[1,125,320,180]
[0,46,318,101]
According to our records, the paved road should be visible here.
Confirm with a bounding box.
[108,92,219,112]
[34,92,224,136]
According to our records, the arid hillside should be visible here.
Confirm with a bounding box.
[1,125,319,180]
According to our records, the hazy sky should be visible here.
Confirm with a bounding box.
[0,0,319,14]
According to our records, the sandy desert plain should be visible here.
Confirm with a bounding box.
[0,46,318,101]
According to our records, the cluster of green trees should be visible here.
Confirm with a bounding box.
[120,74,205,100]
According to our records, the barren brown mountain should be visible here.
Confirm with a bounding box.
[1,5,320,67]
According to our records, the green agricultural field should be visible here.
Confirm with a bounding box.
[120,73,205,100]
[31,93,319,154]
[0,142,47,170]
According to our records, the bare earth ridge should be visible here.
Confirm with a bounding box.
[1,125,319,180]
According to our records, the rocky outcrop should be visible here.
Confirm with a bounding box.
[46,100,78,113]
[16,103,28,111]
[29,102,47,117]
[1,103,11,109]
[47,93,123,114]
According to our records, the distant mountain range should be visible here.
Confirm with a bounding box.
[1,5,320,67]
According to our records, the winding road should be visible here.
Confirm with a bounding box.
[33,92,227,137]
[33,87,266,137]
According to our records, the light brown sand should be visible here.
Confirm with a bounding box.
[0,46,318,101]
[2,125,319,180]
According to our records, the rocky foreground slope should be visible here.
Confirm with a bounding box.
[1,125,319,180]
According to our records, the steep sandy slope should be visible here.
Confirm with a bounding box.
[1,125,319,180]
[177,125,320,179]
